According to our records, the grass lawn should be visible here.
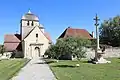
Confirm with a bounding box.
[47,58,120,80]
[0,59,29,80]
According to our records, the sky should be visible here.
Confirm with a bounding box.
[0,0,120,44]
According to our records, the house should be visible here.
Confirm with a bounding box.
[58,27,94,39]
[58,27,94,60]
[4,10,51,59]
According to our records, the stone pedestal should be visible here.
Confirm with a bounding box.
[93,14,111,64]
[94,49,111,64]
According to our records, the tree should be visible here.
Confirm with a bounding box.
[45,44,57,58]
[76,38,91,60]
[100,15,120,46]
[45,37,91,60]
[0,45,5,55]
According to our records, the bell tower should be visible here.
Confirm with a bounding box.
[20,10,40,40]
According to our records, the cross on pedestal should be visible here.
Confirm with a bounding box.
[93,14,111,64]
[94,14,100,50]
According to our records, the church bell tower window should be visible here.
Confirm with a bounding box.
[31,21,34,26]
[27,21,29,26]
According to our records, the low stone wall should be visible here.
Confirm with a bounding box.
[4,51,24,58]
[86,47,120,59]
[86,48,95,59]
[14,51,24,58]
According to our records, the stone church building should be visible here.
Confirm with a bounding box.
[4,10,51,59]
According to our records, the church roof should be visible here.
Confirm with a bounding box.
[4,43,21,52]
[44,32,52,42]
[22,10,39,21]
[58,27,93,39]
[4,34,21,43]
[4,34,21,51]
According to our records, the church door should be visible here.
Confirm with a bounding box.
[34,47,40,58]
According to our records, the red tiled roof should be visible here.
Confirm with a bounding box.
[4,43,20,51]
[4,34,21,43]
[44,32,52,42]
[4,34,21,51]
[59,27,93,39]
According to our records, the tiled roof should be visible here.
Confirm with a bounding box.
[22,11,39,21]
[58,27,93,39]
[4,43,20,51]
[4,34,21,51]
[44,32,52,42]
[4,34,21,43]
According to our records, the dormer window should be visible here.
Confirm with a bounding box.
[36,33,38,38]
[31,21,34,26]
[27,21,29,26]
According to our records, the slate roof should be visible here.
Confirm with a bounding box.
[4,34,22,52]
[58,27,93,39]
[22,13,39,21]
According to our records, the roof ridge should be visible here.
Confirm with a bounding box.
[5,34,15,35]
[68,27,87,30]
[58,27,93,39]
[4,34,21,43]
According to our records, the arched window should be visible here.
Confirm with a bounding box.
[31,21,34,26]
[27,21,29,26]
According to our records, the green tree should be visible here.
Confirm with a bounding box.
[100,15,120,46]
[0,45,5,55]
[45,37,91,60]
[45,44,57,58]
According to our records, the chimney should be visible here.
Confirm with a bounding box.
[92,31,94,38]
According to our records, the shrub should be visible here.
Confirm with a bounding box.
[0,45,5,55]
[45,37,91,60]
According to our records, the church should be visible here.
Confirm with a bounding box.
[4,10,51,59]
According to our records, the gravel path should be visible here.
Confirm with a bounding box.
[12,58,56,80]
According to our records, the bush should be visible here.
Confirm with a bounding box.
[45,45,57,59]
[45,37,91,60]
[0,45,5,55]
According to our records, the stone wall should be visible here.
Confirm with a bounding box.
[86,47,120,59]
[14,51,24,58]
[5,51,23,58]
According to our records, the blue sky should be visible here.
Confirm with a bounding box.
[0,0,120,44]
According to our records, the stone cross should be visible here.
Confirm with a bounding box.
[94,14,100,50]
[93,14,111,64]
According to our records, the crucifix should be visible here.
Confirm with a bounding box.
[93,14,111,64]
[94,14,100,50]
